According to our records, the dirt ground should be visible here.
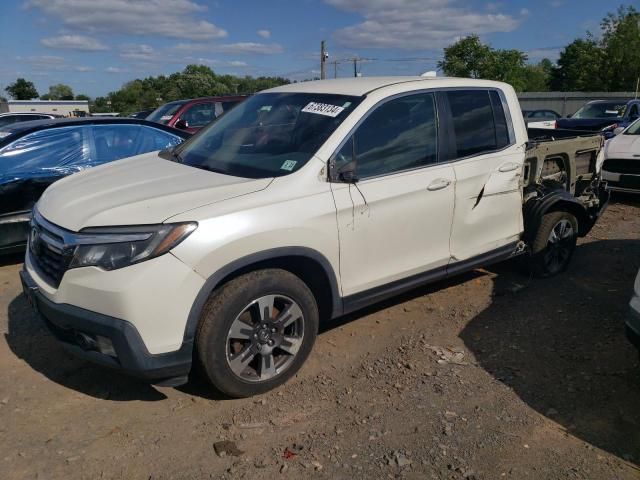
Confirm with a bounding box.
[1,197,640,480]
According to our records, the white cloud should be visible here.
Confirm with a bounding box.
[74,65,95,72]
[119,44,157,61]
[549,0,564,7]
[17,55,65,66]
[325,0,520,50]
[173,42,283,55]
[105,66,129,73]
[520,8,529,16]
[26,0,228,41]
[41,34,108,51]
[257,29,271,39]
[214,42,284,55]
[229,60,248,67]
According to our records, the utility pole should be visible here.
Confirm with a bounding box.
[320,40,327,80]
[353,58,357,77]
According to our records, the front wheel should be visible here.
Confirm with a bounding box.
[529,211,579,277]
[196,269,319,398]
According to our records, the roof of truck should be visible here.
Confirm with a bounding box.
[264,76,509,97]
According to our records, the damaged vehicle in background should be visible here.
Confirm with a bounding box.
[20,77,608,398]
[0,117,190,253]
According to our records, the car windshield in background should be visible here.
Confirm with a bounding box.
[147,101,187,124]
[173,92,362,179]
[624,119,640,135]
[572,102,626,119]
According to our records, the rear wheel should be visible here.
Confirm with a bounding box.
[529,211,578,277]
[196,269,318,398]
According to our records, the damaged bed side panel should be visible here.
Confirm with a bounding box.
[522,132,608,239]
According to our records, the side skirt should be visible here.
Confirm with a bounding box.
[341,242,520,316]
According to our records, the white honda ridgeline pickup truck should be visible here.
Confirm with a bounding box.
[21,77,609,397]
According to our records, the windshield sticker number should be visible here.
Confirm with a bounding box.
[301,102,345,117]
[281,160,297,171]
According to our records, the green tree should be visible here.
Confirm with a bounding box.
[521,62,551,92]
[99,64,290,115]
[75,94,90,101]
[438,35,493,78]
[5,78,38,100]
[438,35,530,91]
[600,5,640,91]
[550,37,605,91]
[44,83,75,100]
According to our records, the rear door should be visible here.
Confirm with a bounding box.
[444,89,525,262]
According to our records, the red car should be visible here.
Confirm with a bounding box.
[147,95,247,133]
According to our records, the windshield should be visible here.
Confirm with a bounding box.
[624,119,640,135]
[173,92,362,178]
[147,101,187,124]
[573,101,626,119]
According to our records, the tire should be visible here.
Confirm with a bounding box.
[529,210,578,277]
[196,269,319,398]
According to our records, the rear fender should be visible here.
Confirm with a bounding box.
[523,190,591,241]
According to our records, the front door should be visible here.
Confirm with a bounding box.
[330,92,455,297]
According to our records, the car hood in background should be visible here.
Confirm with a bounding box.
[37,152,273,231]
[606,134,640,159]
[556,117,622,131]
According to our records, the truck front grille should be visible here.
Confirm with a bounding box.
[603,158,640,175]
[29,214,75,288]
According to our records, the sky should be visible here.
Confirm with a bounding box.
[0,0,633,98]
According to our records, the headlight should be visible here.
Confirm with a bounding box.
[69,222,197,271]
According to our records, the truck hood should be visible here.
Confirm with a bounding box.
[606,134,640,159]
[37,152,273,231]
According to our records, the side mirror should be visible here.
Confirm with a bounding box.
[336,160,359,183]
[174,119,189,130]
[566,114,572,118]
[614,127,625,135]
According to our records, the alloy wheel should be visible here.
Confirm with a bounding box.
[225,294,305,382]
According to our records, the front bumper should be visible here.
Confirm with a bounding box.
[20,268,192,386]
[602,169,640,193]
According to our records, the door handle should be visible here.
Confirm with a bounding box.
[498,162,520,173]
[427,178,452,191]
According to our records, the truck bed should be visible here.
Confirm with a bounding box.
[523,128,604,199]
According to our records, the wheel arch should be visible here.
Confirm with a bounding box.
[182,247,343,348]
[523,190,591,242]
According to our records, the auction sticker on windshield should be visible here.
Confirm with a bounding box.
[301,102,345,117]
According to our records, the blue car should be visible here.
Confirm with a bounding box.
[0,117,190,253]
[557,99,640,134]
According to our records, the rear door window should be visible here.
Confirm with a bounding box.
[447,90,510,158]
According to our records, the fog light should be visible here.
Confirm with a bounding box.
[96,336,116,357]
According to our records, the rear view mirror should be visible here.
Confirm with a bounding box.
[174,119,189,130]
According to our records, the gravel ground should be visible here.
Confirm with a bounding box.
[0,197,639,480]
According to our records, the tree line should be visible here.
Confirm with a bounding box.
[438,5,639,92]
[3,65,290,114]
[3,4,638,111]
